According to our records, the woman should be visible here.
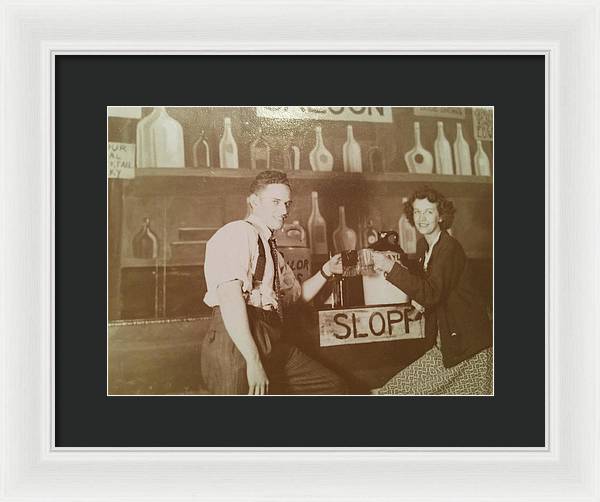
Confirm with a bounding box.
[372,186,493,395]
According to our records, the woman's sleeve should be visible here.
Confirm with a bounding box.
[385,241,465,308]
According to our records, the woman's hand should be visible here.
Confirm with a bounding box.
[323,253,343,276]
[372,251,395,274]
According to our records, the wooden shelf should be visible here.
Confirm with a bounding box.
[132,167,492,184]
[121,258,204,269]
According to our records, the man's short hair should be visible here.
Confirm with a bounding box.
[249,170,291,195]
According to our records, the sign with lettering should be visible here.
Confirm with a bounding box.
[414,107,466,119]
[318,303,425,347]
[107,142,135,179]
[280,247,311,284]
[256,106,393,123]
[107,106,142,119]
[472,107,494,141]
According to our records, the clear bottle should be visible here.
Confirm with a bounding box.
[342,125,362,173]
[147,107,185,168]
[250,127,270,170]
[332,206,358,252]
[474,139,491,176]
[434,121,454,175]
[453,123,473,175]
[367,146,385,173]
[363,219,379,247]
[308,191,328,255]
[219,117,239,169]
[283,136,301,171]
[132,217,159,259]
[398,197,417,254]
[192,130,210,168]
[135,107,161,168]
[309,126,334,172]
[404,121,433,174]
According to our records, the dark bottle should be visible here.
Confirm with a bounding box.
[132,218,159,259]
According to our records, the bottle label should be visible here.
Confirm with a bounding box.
[319,154,329,163]
[226,145,234,154]
[367,234,377,245]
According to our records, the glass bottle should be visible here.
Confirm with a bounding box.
[332,206,358,252]
[132,217,159,259]
[308,191,328,255]
[250,127,270,170]
[453,123,473,175]
[404,121,434,174]
[135,107,161,168]
[474,139,491,176]
[363,219,379,247]
[219,117,239,169]
[342,125,362,173]
[309,126,334,172]
[368,146,385,173]
[191,130,210,168]
[147,107,185,168]
[434,121,454,175]
[283,136,301,171]
[398,197,417,254]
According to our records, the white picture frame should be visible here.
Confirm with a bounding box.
[1,1,598,500]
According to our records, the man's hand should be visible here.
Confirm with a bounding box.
[246,359,269,395]
[323,253,343,275]
[372,251,395,274]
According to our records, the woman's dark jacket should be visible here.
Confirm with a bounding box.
[386,230,492,368]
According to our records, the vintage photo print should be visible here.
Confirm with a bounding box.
[108,106,494,396]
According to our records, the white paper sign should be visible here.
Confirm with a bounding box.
[414,107,466,119]
[256,106,393,123]
[107,142,135,179]
[472,107,494,141]
[107,106,142,119]
[318,303,424,347]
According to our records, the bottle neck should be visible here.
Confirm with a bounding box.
[456,125,464,140]
[315,128,324,147]
[338,206,346,226]
[414,123,422,146]
[346,126,354,142]
[437,123,445,138]
[311,194,320,214]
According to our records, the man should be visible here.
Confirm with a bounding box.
[201,170,346,395]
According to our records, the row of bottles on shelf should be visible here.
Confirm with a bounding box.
[306,192,418,255]
[405,121,490,176]
[134,107,491,176]
[129,191,420,261]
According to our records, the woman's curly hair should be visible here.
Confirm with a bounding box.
[404,186,456,230]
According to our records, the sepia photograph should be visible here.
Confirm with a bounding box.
[107,105,494,396]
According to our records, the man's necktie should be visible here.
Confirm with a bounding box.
[268,237,283,321]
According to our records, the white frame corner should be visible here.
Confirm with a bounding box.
[1,1,599,500]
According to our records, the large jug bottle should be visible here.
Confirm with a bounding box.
[250,127,270,170]
[147,107,185,168]
[136,107,161,168]
[453,123,473,175]
[405,122,434,174]
[308,191,329,255]
[309,126,334,172]
[342,125,362,173]
[474,139,491,176]
[434,121,454,175]
[398,197,417,254]
[219,117,239,169]
[332,206,357,252]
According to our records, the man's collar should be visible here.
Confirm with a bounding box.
[246,214,273,240]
